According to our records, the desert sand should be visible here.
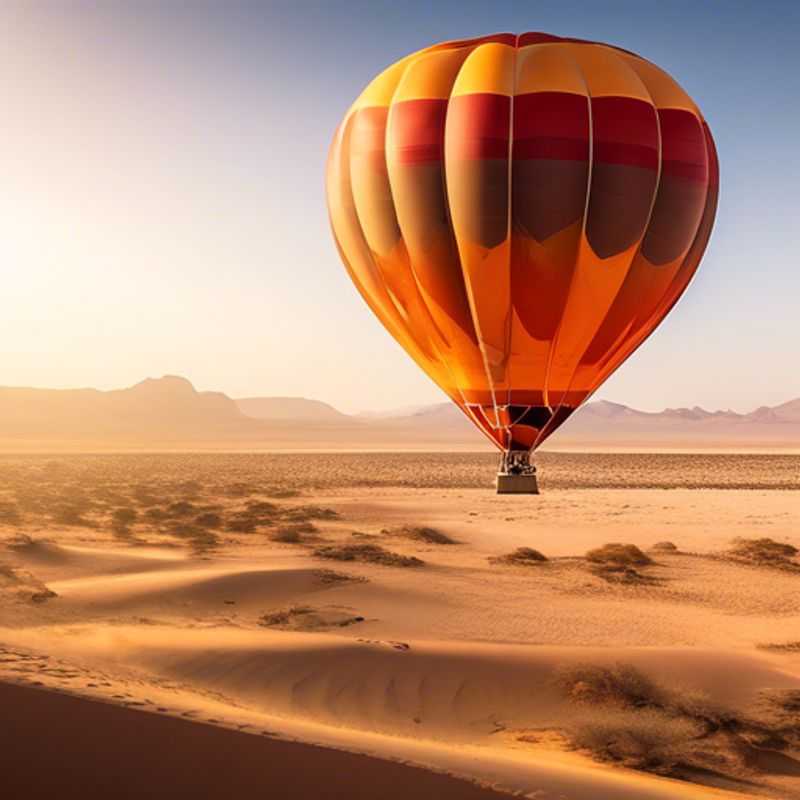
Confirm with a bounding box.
[1,452,799,799]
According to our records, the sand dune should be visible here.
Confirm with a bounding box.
[0,681,513,800]
[46,564,332,610]
[6,538,183,580]
[16,624,798,739]
[1,453,798,798]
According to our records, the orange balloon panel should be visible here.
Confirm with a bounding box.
[326,32,718,453]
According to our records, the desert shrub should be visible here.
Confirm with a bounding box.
[271,522,318,543]
[490,547,548,566]
[260,605,365,631]
[260,605,314,626]
[271,527,302,544]
[30,588,58,603]
[282,505,338,522]
[650,541,678,552]
[383,525,457,545]
[51,504,91,527]
[226,516,257,533]
[567,709,699,774]
[314,543,423,567]
[111,507,138,529]
[246,500,278,515]
[758,641,800,653]
[194,512,222,529]
[165,500,196,517]
[312,568,366,585]
[586,543,652,567]
[555,663,666,709]
[728,537,798,564]
[167,524,218,555]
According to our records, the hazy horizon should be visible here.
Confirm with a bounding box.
[1,372,798,420]
[3,1,798,415]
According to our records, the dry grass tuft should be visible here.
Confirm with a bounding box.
[586,543,653,566]
[165,500,197,518]
[51,504,93,527]
[259,604,364,631]
[312,568,367,585]
[193,512,223,529]
[555,661,800,785]
[584,544,656,584]
[382,525,457,545]
[111,507,137,535]
[757,641,800,654]
[490,547,548,566]
[313,543,423,568]
[260,605,314,626]
[270,522,318,544]
[555,663,666,709]
[727,537,799,569]
[282,505,338,522]
[568,709,701,775]
[650,541,678,553]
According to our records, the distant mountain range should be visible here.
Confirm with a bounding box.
[0,375,798,451]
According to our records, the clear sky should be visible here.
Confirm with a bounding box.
[2,1,798,413]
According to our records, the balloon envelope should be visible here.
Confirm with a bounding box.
[327,32,718,453]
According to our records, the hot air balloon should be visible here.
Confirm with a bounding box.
[326,32,718,492]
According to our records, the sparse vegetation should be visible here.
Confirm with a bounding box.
[568,709,700,774]
[165,501,197,518]
[194,512,222,529]
[382,525,457,545]
[490,547,548,566]
[650,541,678,553]
[584,544,655,584]
[111,507,137,534]
[260,605,315,626]
[586,543,652,566]
[314,543,423,567]
[259,604,365,631]
[758,641,800,653]
[554,662,800,784]
[51,503,93,527]
[555,663,668,709]
[282,505,338,522]
[312,568,366,585]
[727,537,799,568]
[270,522,318,544]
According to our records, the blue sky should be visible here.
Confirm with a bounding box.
[2,1,798,412]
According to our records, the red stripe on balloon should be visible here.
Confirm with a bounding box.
[446,94,511,160]
[658,108,708,182]
[591,97,659,170]
[513,92,589,161]
[389,99,447,164]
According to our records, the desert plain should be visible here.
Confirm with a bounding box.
[1,451,799,799]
